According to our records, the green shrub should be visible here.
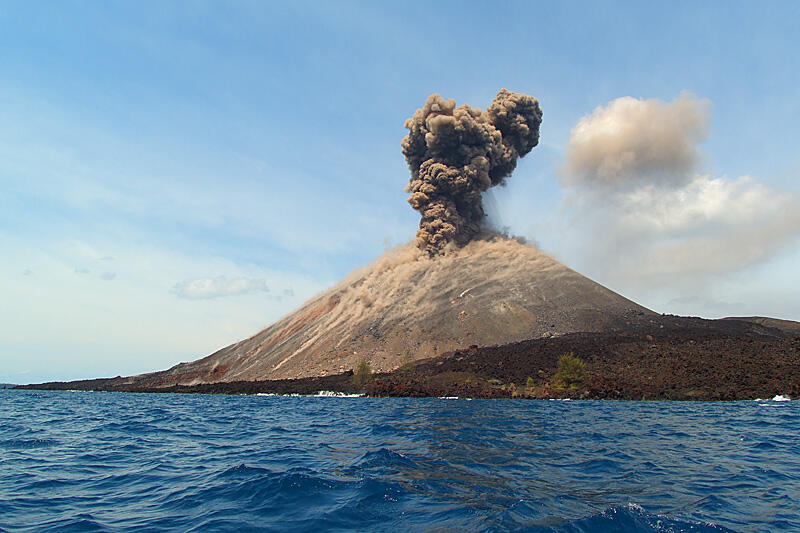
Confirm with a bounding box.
[526,376,535,388]
[554,352,586,388]
[399,354,414,373]
[352,358,373,387]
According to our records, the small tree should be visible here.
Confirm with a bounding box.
[526,376,535,388]
[352,358,373,387]
[554,352,586,389]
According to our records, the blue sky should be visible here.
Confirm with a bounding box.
[2,1,799,383]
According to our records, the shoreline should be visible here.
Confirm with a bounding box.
[17,316,800,401]
[11,387,795,402]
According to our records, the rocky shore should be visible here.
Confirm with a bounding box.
[19,315,799,401]
[367,316,800,400]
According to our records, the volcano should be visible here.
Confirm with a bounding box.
[21,88,800,399]
[120,235,655,388]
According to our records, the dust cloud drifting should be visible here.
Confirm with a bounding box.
[559,93,800,286]
[402,89,542,255]
[561,92,710,189]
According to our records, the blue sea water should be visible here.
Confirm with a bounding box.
[0,390,797,532]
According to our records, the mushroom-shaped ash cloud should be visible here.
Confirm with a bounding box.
[401,89,542,255]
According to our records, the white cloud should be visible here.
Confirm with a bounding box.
[596,174,800,279]
[172,276,270,300]
[556,93,800,318]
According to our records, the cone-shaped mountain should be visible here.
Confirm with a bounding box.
[127,235,655,387]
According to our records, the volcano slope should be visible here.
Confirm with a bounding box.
[110,234,655,388]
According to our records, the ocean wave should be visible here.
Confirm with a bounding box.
[551,503,736,533]
[754,394,792,401]
[0,438,58,450]
[1,390,798,532]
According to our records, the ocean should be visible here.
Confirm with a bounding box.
[0,390,797,532]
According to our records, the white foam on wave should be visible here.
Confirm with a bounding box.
[314,391,364,397]
[754,395,792,402]
[255,391,364,397]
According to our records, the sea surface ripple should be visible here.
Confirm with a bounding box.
[1,390,797,532]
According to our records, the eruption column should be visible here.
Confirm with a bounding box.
[401,89,542,255]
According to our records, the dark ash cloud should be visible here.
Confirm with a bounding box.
[401,89,542,255]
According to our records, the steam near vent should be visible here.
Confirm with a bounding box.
[401,89,542,255]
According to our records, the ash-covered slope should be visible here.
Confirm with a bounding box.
[125,235,654,387]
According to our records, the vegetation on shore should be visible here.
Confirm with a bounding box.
[352,358,373,388]
[554,352,586,390]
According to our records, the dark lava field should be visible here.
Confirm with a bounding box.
[21,315,800,401]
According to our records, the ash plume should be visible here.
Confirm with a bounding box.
[401,89,542,255]
[559,93,800,286]
[561,92,710,190]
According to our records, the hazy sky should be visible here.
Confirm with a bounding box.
[2,1,799,383]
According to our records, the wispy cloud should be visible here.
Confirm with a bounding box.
[0,234,329,382]
[171,276,271,300]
